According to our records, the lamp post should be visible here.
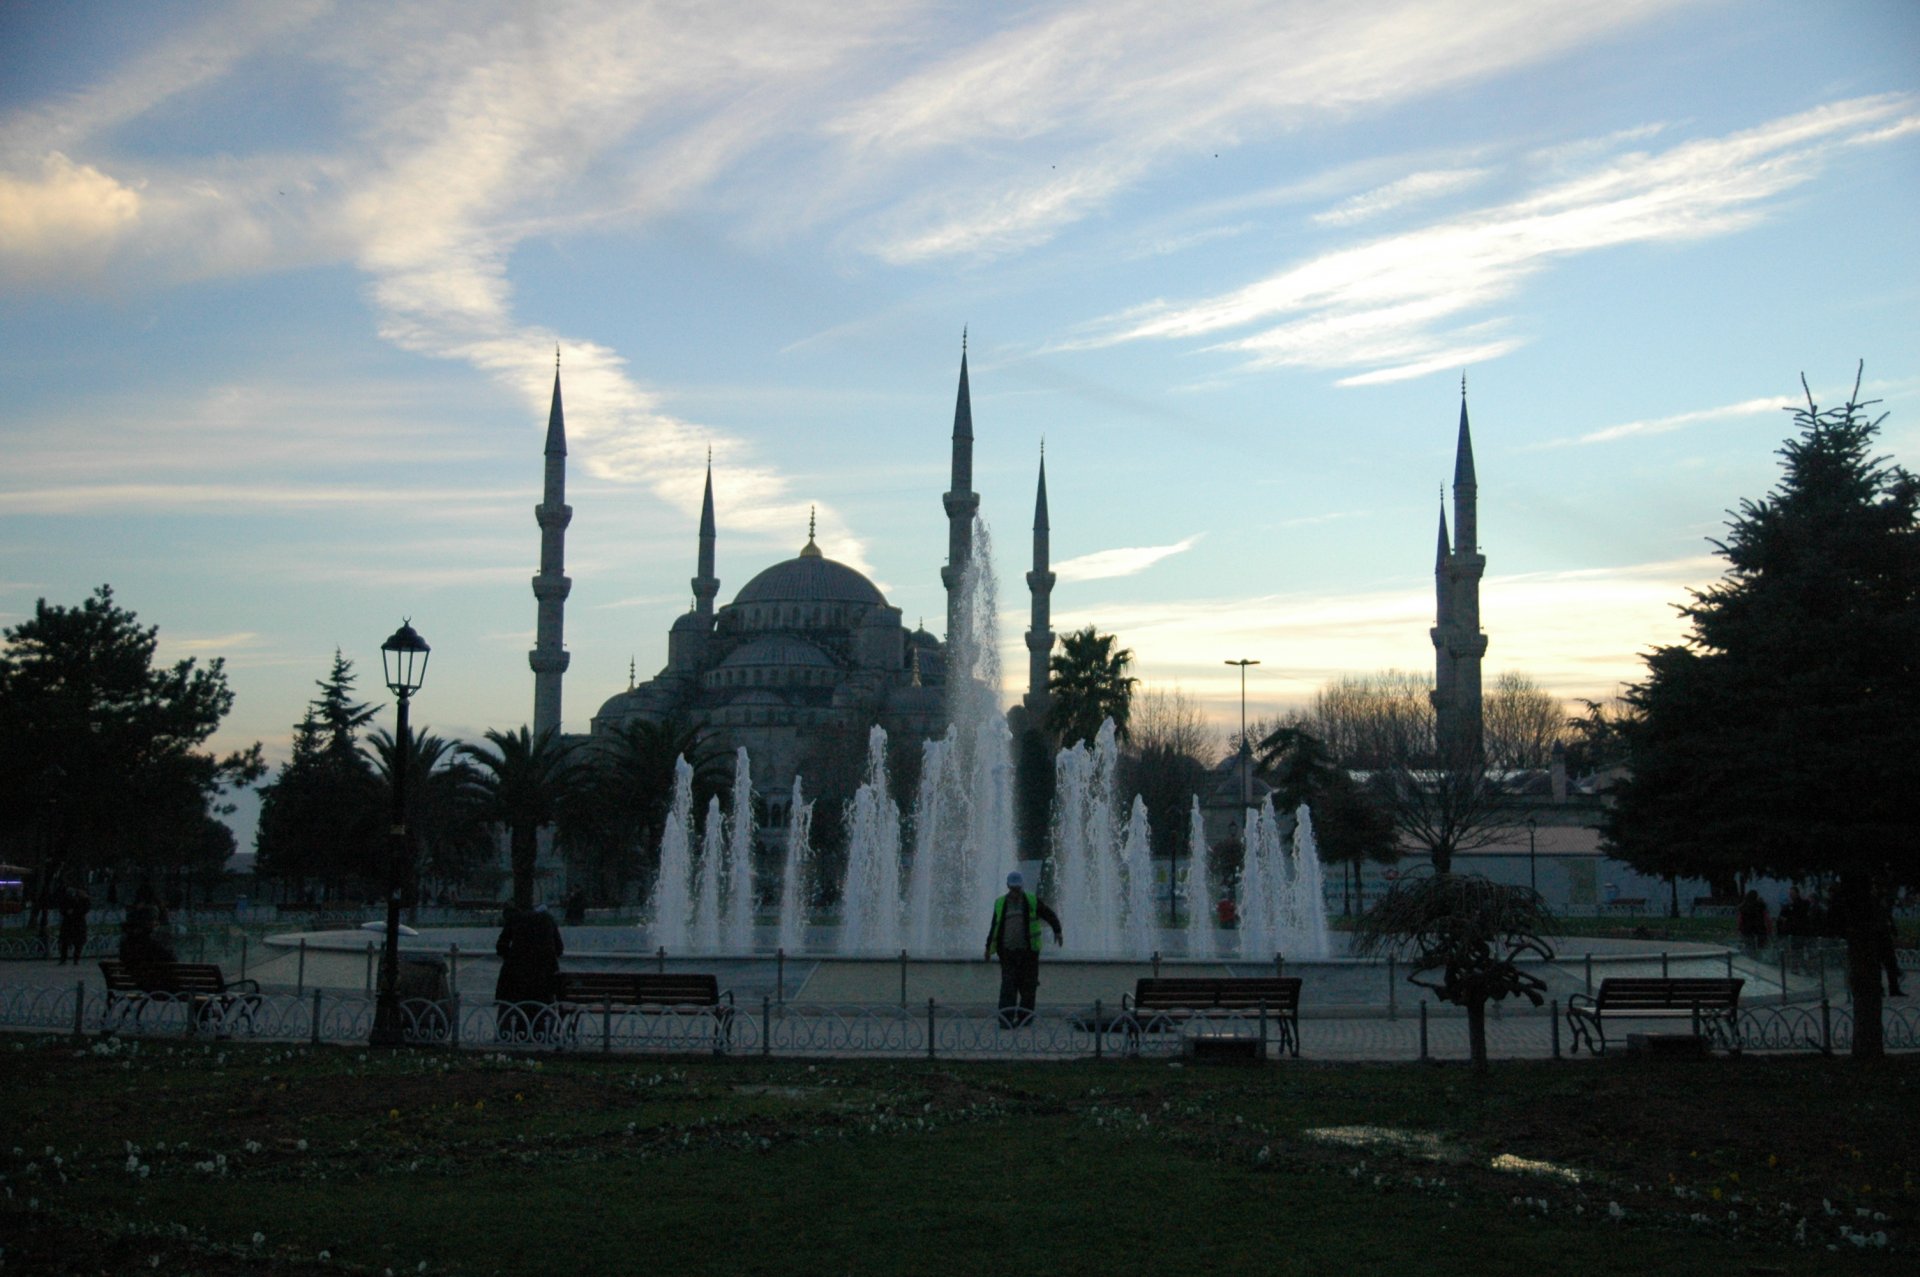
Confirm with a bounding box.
[370,620,430,1048]
[1526,813,1539,896]
[1224,660,1260,810]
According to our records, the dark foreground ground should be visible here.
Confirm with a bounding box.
[2,1032,1913,1275]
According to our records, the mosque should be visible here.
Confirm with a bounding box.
[517,342,1484,818]
[522,345,1060,807]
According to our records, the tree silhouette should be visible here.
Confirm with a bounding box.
[1607,368,1919,1058]
[1351,870,1555,1072]
[1045,626,1137,748]
[460,727,585,910]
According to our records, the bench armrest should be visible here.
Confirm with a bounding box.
[228,979,261,996]
[1567,993,1597,1014]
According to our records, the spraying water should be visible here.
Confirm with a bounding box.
[839,726,903,954]
[723,748,755,952]
[776,777,811,953]
[1184,795,1215,957]
[646,757,695,949]
[693,796,725,952]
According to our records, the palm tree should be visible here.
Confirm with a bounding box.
[364,728,491,899]
[459,726,585,909]
[1045,625,1138,748]
[1350,870,1556,1072]
[566,718,728,903]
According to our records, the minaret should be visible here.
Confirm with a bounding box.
[940,332,978,645]
[693,453,718,619]
[529,350,572,737]
[1428,500,1455,747]
[1431,378,1487,761]
[1024,447,1055,719]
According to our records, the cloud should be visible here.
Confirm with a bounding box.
[843,0,1687,262]
[1054,535,1203,582]
[0,152,141,280]
[1530,394,1796,449]
[1311,167,1492,227]
[1078,94,1915,381]
[169,632,264,654]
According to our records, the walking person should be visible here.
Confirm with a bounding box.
[118,884,175,964]
[55,883,90,964]
[494,903,565,1042]
[1736,889,1770,958]
[983,871,1062,1027]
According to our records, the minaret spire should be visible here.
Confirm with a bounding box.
[1024,446,1055,719]
[529,356,573,736]
[1431,385,1486,762]
[940,333,979,646]
[693,454,718,617]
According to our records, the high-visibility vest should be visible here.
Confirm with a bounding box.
[991,890,1045,955]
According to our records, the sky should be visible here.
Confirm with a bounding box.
[2,0,1916,846]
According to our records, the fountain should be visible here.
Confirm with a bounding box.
[635,514,1331,964]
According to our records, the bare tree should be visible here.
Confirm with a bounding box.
[1481,671,1566,770]
[1370,750,1512,874]
[1309,671,1435,769]
[1129,686,1212,760]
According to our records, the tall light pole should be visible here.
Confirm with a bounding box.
[1224,660,1260,812]
[371,621,430,1048]
[1526,813,1539,896]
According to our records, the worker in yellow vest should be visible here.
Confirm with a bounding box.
[984,871,1063,1026]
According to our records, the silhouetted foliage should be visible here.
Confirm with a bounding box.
[255,652,379,894]
[1351,870,1555,1071]
[0,586,262,920]
[1045,626,1137,748]
[460,726,585,910]
[1606,369,1920,1058]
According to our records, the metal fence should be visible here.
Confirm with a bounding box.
[3,980,1915,1061]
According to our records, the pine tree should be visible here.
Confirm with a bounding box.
[1607,368,1920,1057]
[254,651,380,895]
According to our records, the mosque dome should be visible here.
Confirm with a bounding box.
[732,547,886,608]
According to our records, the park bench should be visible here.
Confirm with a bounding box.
[1121,977,1302,1058]
[1566,977,1744,1056]
[553,971,735,1052]
[99,960,262,1037]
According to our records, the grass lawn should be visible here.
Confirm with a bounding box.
[3,1033,1913,1275]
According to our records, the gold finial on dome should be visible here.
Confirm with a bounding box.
[800,505,822,557]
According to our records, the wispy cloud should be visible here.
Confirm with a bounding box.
[1530,394,1795,449]
[842,0,1687,262]
[1079,94,1915,383]
[1311,167,1491,227]
[1054,535,1203,582]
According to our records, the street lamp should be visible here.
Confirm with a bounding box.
[370,620,430,1048]
[1224,660,1260,810]
[1526,813,1539,896]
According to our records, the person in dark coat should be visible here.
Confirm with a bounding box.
[1736,890,1770,958]
[55,884,90,964]
[495,904,565,1041]
[118,884,175,964]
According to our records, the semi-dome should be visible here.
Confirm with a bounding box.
[732,550,886,608]
[717,637,837,670]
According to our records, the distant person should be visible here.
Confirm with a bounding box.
[1736,890,1770,957]
[564,888,587,927]
[55,884,90,964]
[1777,886,1811,965]
[983,871,1062,1027]
[118,884,175,964]
[1216,895,1239,931]
[494,903,565,1042]
[1871,874,1905,998]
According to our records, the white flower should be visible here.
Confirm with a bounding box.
[1607,1202,1625,1220]
[319,1251,331,1262]
[252,1232,265,1246]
